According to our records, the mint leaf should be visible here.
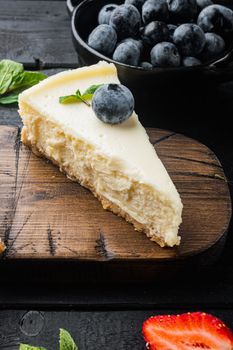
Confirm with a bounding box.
[59,91,90,106]
[0,59,23,94]
[75,89,90,106]
[9,71,47,92]
[19,344,46,350]
[82,84,103,98]
[59,84,103,106]
[59,95,81,104]
[0,59,47,105]
[0,92,19,104]
[59,329,78,350]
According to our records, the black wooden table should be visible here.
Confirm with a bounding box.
[1,1,233,349]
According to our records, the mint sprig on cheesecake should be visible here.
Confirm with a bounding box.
[59,82,135,125]
[59,84,104,106]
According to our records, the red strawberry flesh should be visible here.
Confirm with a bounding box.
[142,312,233,350]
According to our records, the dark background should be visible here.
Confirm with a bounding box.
[1,0,233,349]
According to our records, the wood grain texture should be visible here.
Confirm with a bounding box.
[0,239,5,254]
[0,309,233,350]
[0,1,78,68]
[0,126,231,263]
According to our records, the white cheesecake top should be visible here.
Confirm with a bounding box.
[19,61,182,208]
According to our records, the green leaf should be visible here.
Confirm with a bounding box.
[59,95,81,104]
[19,344,46,350]
[59,329,78,350]
[0,59,47,105]
[75,89,90,106]
[9,71,47,92]
[0,59,23,94]
[0,92,19,104]
[59,84,103,106]
[82,84,103,97]
[59,92,90,106]
[80,93,93,100]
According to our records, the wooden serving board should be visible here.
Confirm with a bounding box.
[0,126,231,282]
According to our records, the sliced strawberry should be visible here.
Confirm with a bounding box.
[142,312,233,350]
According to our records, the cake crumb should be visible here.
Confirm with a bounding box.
[0,239,6,254]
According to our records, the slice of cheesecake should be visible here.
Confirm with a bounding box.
[18,61,182,247]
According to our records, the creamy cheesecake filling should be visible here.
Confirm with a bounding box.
[18,61,182,247]
[20,102,181,247]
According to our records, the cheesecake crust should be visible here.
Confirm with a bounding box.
[19,98,181,248]
[21,127,169,247]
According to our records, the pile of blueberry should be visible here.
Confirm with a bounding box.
[87,0,233,68]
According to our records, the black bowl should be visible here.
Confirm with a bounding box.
[67,0,82,15]
[71,0,233,124]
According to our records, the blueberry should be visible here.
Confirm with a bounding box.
[142,0,169,24]
[167,0,198,23]
[197,5,233,34]
[92,84,135,124]
[150,42,181,67]
[200,32,225,61]
[173,24,206,56]
[167,24,177,41]
[140,61,153,69]
[98,4,118,25]
[113,41,141,66]
[141,21,169,46]
[196,0,213,11]
[88,24,117,56]
[110,4,141,39]
[125,0,146,11]
[118,38,144,53]
[183,56,202,66]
